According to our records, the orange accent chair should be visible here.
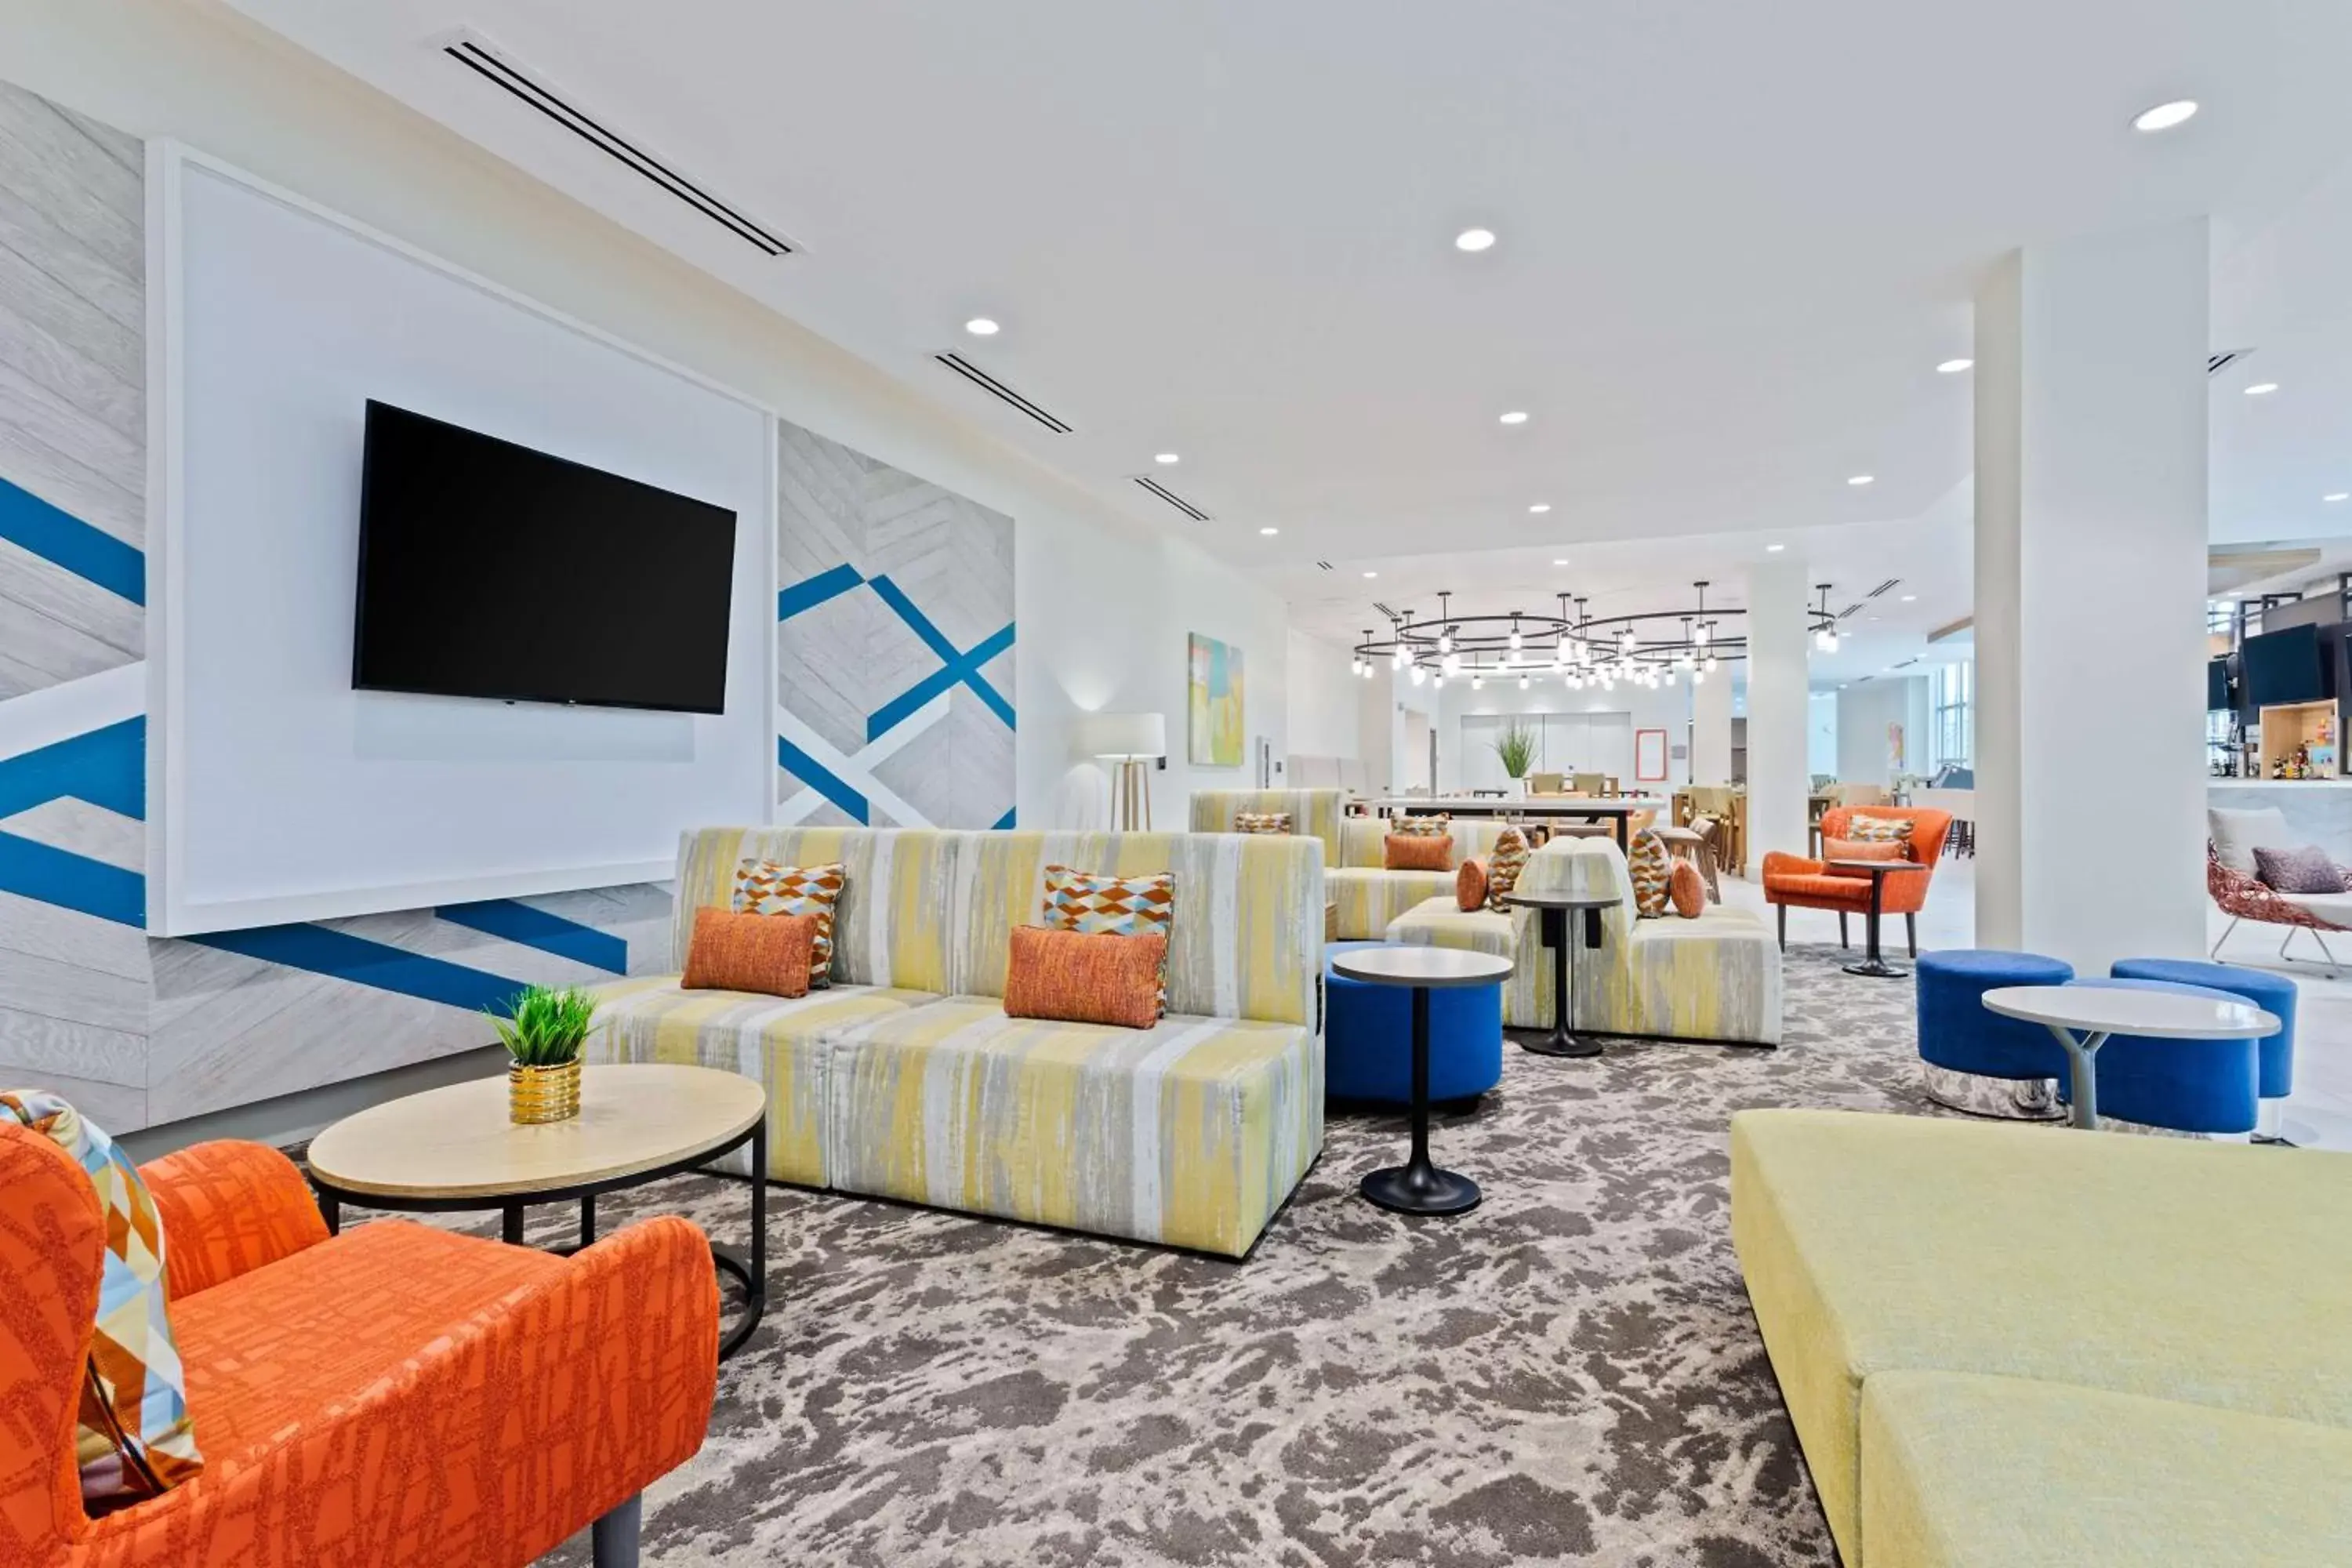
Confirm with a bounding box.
[0,1126,719,1568]
[1761,804,1953,955]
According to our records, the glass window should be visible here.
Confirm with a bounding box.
[1929,661,1973,771]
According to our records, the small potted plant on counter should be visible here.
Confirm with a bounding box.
[1494,720,1539,790]
[491,985,598,1125]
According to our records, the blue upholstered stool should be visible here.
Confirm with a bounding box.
[1325,940,1503,1105]
[2109,958,2295,1138]
[1914,949,2075,1118]
[2062,978,2261,1136]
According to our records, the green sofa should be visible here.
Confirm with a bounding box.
[1731,1109,2352,1566]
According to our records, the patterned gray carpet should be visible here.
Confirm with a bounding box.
[494,946,1931,1566]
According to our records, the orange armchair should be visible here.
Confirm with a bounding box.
[1,1126,718,1568]
[1761,804,1952,954]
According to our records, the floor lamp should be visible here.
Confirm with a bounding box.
[1079,713,1166,831]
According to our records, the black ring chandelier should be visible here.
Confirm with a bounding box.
[1348,583,1744,692]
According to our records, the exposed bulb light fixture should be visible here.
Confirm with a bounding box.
[1438,630,1454,654]
[1410,664,1427,686]
[1454,227,1497,252]
[2245,383,2279,396]
[1433,673,1445,689]
[1692,669,1706,684]
[1443,651,1462,675]
[1936,358,1973,374]
[1472,673,1484,691]
[1704,655,1718,672]
[964,318,1000,336]
[2132,100,2198,132]
[1508,617,1523,651]
[1664,667,1678,685]
[1499,411,1530,426]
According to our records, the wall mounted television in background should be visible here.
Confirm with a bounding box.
[2241,622,2327,709]
[352,401,738,713]
[2206,657,2232,712]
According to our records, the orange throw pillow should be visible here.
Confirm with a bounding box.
[683,908,815,996]
[1003,925,1167,1029]
[1668,860,1706,918]
[1457,858,1490,911]
[1821,837,1907,877]
[1385,833,1453,871]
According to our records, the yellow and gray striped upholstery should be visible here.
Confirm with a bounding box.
[1324,818,1515,939]
[595,826,1325,1255]
[1386,837,1781,1044]
[583,975,936,1185]
[1188,789,1347,866]
[1337,815,1512,869]
[827,998,1320,1257]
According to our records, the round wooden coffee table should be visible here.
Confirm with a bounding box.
[307,1062,769,1359]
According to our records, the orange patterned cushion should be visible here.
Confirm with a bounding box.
[1002,925,1168,1029]
[1457,858,1490,911]
[682,908,815,996]
[1040,863,1177,1018]
[1668,860,1706,918]
[1822,837,1907,876]
[1392,815,1451,837]
[1232,811,1292,835]
[1484,826,1530,910]
[1385,833,1453,871]
[732,859,844,984]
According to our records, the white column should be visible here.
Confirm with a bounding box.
[1975,219,2209,971]
[1744,556,1813,864]
[1691,659,1734,785]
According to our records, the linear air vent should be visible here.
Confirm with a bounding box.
[2209,349,2253,376]
[1316,561,1335,572]
[1837,600,1868,619]
[441,34,795,257]
[1892,656,1921,670]
[1133,475,1210,522]
[1865,579,1902,600]
[933,354,1073,434]
[1373,601,1400,621]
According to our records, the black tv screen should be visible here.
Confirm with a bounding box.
[2242,623,2325,708]
[352,402,736,713]
[2206,657,2232,711]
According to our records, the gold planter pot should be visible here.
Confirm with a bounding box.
[508,1058,582,1125]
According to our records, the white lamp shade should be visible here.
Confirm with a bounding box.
[1076,711,1166,760]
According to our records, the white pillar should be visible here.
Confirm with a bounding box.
[1974,219,2209,971]
[1744,556,1813,864]
[1691,659,1734,785]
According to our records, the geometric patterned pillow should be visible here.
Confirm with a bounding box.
[1844,815,1914,849]
[1628,828,1673,918]
[1392,815,1451,837]
[1232,811,1293,836]
[732,859,846,986]
[0,1090,204,1513]
[1040,865,1177,1019]
[1484,826,1530,911]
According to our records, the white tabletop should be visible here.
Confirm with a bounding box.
[1368,797,1664,816]
[1980,985,2279,1040]
[1333,946,1514,988]
[307,1062,767,1200]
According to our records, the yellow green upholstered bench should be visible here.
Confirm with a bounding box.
[1859,1370,2352,1567]
[1731,1109,2352,1565]
[588,825,1325,1258]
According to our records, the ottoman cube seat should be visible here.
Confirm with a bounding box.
[1324,940,1502,1105]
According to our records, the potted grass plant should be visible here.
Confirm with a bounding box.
[1494,720,1539,787]
[490,985,598,1125]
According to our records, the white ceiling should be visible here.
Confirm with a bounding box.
[228,1,2352,633]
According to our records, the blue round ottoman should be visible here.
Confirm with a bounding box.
[1915,949,2075,1118]
[1325,941,1503,1105]
[2062,978,2260,1136]
[2109,957,2295,1116]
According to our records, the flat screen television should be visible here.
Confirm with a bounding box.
[352,402,736,713]
[2241,623,2326,709]
[2206,657,2232,712]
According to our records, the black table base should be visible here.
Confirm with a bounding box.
[1362,985,1482,1216]
[313,1116,768,1362]
[1514,902,1608,1058]
[1838,862,1918,981]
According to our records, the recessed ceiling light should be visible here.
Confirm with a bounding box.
[1499,410,1530,426]
[1900,594,1917,602]
[1258,526,1279,536]
[1363,570,1378,578]
[1529,503,1552,514]
[1936,358,1973,374]
[1454,227,1496,252]
[2328,494,2350,503]
[2132,100,2199,133]
[2245,383,2279,396]
[1766,543,1786,553]
[1552,557,1569,566]
[1848,474,1875,486]
[964,318,1000,336]
[1154,452,1180,464]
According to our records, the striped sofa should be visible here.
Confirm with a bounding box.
[586,826,1325,1258]
[1387,835,1782,1046]
[1188,789,1516,941]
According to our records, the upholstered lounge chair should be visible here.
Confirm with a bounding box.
[1761,804,1951,954]
[0,1127,718,1568]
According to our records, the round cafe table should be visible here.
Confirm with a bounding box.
[1826,858,1931,978]
[1331,946,1513,1216]
[1980,985,2279,1132]
[1500,890,1617,1058]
